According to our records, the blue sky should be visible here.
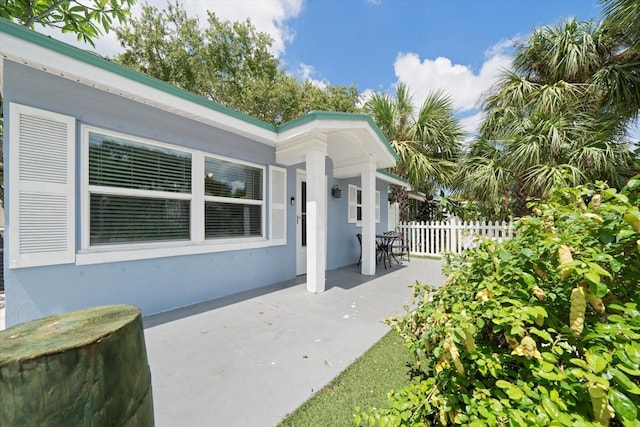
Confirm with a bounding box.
[44,0,640,138]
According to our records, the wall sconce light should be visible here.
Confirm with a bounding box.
[331,185,342,198]
[290,196,295,205]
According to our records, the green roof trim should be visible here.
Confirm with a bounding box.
[376,169,407,185]
[0,19,398,161]
[0,18,277,133]
[278,111,398,160]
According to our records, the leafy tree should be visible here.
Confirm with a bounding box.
[357,176,640,426]
[114,1,359,125]
[0,0,135,46]
[363,84,464,221]
[457,18,639,219]
[0,0,136,193]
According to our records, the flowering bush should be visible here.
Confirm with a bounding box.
[356,176,640,426]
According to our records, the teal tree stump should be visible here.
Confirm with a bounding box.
[0,305,154,426]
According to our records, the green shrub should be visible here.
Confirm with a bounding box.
[356,177,640,426]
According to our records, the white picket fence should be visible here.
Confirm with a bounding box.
[397,219,515,257]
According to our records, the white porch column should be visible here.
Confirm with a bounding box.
[360,160,377,275]
[306,149,327,293]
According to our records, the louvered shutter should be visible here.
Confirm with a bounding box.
[375,191,381,223]
[348,184,358,223]
[269,166,287,245]
[9,104,75,268]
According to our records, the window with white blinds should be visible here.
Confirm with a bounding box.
[83,126,267,251]
[87,131,192,245]
[203,156,264,239]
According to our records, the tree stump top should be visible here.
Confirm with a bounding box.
[0,305,141,366]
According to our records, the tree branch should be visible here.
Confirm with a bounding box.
[25,0,71,26]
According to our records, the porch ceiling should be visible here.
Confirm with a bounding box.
[275,113,397,176]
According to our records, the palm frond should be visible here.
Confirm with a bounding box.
[520,163,585,198]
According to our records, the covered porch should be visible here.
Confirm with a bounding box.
[275,112,404,293]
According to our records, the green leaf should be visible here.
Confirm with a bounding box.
[618,364,640,377]
[570,358,591,371]
[506,386,524,401]
[626,343,640,364]
[589,280,609,298]
[496,380,512,389]
[542,398,559,419]
[587,262,612,278]
[537,370,566,381]
[587,353,609,374]
[609,389,638,421]
[618,229,636,239]
[609,367,640,395]
[599,230,616,244]
[530,328,552,342]
[584,270,600,285]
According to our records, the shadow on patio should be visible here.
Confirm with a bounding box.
[143,260,415,329]
[143,258,445,427]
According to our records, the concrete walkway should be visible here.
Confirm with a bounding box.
[143,258,444,427]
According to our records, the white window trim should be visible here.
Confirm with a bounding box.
[348,184,380,226]
[80,125,269,264]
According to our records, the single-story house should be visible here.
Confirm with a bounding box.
[0,19,405,327]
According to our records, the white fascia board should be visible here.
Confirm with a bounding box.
[0,31,278,146]
[377,172,408,187]
[277,118,396,170]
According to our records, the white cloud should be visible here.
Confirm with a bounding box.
[387,39,513,135]
[297,63,327,89]
[358,89,375,108]
[37,0,304,58]
[393,40,513,113]
[460,111,485,137]
[176,0,303,56]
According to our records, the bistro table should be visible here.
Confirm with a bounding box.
[376,232,402,269]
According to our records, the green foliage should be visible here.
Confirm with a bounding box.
[356,176,640,426]
[114,1,360,125]
[363,84,464,222]
[457,15,639,219]
[0,0,135,46]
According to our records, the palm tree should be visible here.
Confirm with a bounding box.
[599,0,640,120]
[457,18,638,218]
[363,83,464,221]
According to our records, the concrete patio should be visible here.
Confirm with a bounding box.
[143,258,445,426]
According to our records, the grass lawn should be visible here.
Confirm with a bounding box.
[278,329,412,427]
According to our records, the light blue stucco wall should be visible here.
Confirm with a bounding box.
[3,61,297,326]
[3,60,391,326]
[326,176,389,270]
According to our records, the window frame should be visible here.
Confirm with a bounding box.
[78,125,270,265]
[202,153,266,241]
[348,183,380,226]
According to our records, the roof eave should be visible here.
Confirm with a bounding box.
[0,18,278,145]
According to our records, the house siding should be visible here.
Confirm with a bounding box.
[326,175,389,269]
[3,59,393,327]
[3,61,295,326]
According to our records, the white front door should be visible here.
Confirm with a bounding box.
[296,170,307,275]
